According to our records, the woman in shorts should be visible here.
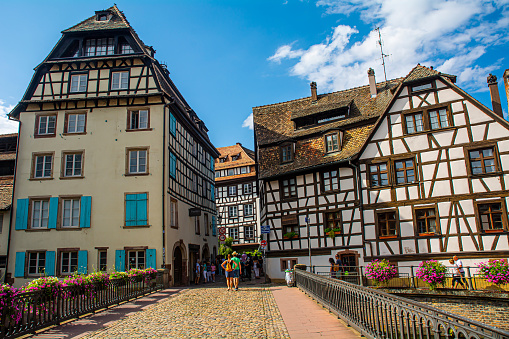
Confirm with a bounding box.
[221,254,238,291]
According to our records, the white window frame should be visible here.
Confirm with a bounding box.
[244,204,254,216]
[64,153,83,177]
[170,199,178,228]
[121,43,134,54]
[228,186,237,196]
[111,71,129,90]
[243,183,252,195]
[60,251,78,275]
[61,198,80,228]
[325,133,339,153]
[37,115,56,135]
[245,226,254,239]
[128,150,147,174]
[229,206,238,218]
[31,200,49,229]
[70,74,88,93]
[229,227,239,240]
[128,250,145,269]
[129,110,149,130]
[67,113,86,133]
[34,155,53,178]
[98,250,107,272]
[28,252,46,275]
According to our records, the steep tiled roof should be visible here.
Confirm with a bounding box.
[403,64,457,84]
[62,5,130,33]
[291,100,351,120]
[215,143,256,170]
[0,177,13,210]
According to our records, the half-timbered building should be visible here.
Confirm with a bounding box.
[6,6,219,286]
[254,65,509,280]
[215,143,260,250]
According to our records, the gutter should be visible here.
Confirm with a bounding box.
[162,102,168,268]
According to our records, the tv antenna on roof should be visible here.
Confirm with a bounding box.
[374,27,389,82]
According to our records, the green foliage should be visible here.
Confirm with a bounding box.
[219,237,234,256]
[283,232,298,239]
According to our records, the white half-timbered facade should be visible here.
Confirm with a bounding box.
[215,144,260,249]
[6,6,219,287]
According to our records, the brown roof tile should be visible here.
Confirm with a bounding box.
[215,143,256,170]
[62,5,130,33]
[0,177,13,210]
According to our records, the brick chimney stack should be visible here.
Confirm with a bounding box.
[310,82,317,102]
[487,74,503,118]
[503,69,509,115]
[368,68,377,98]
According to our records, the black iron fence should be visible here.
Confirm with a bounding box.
[1,273,164,339]
[295,269,509,339]
[312,265,509,291]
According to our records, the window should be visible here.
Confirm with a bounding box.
[125,193,148,226]
[128,110,149,130]
[281,144,293,163]
[205,214,209,236]
[0,214,3,233]
[32,154,53,179]
[280,258,298,271]
[36,115,56,136]
[65,113,86,134]
[243,183,252,195]
[405,113,424,134]
[31,199,49,228]
[70,74,88,93]
[97,13,108,21]
[60,251,78,275]
[128,250,145,269]
[228,169,235,176]
[127,149,148,174]
[395,159,416,184]
[231,154,240,161]
[369,163,389,187]
[325,133,340,153]
[229,227,239,240]
[429,108,449,130]
[415,208,438,235]
[63,152,83,177]
[111,71,129,90]
[244,204,254,216]
[170,198,178,229]
[411,83,433,92]
[377,211,397,237]
[228,186,237,196]
[219,157,227,163]
[245,226,254,239]
[469,147,497,175]
[229,206,238,218]
[325,211,341,233]
[241,166,249,174]
[195,217,200,235]
[192,173,197,193]
[120,43,134,54]
[322,170,339,192]
[478,202,506,231]
[98,250,107,271]
[28,252,46,275]
[281,178,297,199]
[85,38,114,56]
[61,198,80,228]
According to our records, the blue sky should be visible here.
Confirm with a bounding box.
[0,1,508,151]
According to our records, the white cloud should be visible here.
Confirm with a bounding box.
[242,113,254,130]
[269,0,509,93]
[0,100,18,134]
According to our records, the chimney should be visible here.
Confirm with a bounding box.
[310,82,317,102]
[503,69,509,115]
[487,74,503,118]
[368,68,377,98]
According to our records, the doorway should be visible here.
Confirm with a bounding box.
[173,247,183,285]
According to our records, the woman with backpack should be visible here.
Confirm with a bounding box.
[221,254,238,291]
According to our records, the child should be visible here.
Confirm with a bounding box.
[207,262,212,282]
[211,262,216,282]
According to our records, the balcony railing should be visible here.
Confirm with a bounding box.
[1,272,164,339]
[294,269,509,339]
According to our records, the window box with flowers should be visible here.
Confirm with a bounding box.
[283,232,299,240]
[324,228,342,238]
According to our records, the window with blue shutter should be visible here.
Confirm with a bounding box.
[45,251,56,276]
[146,249,156,269]
[170,112,176,136]
[125,193,148,226]
[115,250,125,271]
[170,152,176,178]
[212,216,216,236]
[15,199,29,230]
[211,183,215,200]
[80,196,92,228]
[15,252,26,277]
[210,155,214,171]
[78,250,88,274]
[48,197,59,229]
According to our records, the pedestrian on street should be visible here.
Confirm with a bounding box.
[245,257,252,280]
[329,258,336,278]
[253,258,260,279]
[203,262,208,283]
[453,255,467,286]
[449,259,465,289]
[195,260,201,285]
[232,251,242,290]
[207,262,212,282]
[334,254,343,276]
[211,262,216,282]
[221,254,238,291]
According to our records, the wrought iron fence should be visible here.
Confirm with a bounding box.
[294,269,509,339]
[312,265,509,291]
[1,272,164,339]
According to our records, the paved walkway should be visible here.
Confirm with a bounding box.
[272,286,361,339]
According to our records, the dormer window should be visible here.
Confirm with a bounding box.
[280,144,294,163]
[85,38,114,56]
[121,43,134,54]
[219,156,227,163]
[325,132,341,153]
[95,11,111,22]
[292,102,351,130]
[231,154,240,161]
[411,83,433,92]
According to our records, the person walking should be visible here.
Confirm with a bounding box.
[211,262,216,282]
[453,255,467,286]
[232,252,242,290]
[207,262,212,282]
[449,258,465,289]
[253,258,260,279]
[245,257,252,280]
[329,258,336,278]
[202,261,208,284]
[195,260,201,285]
[221,254,238,291]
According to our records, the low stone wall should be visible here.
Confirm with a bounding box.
[384,288,509,331]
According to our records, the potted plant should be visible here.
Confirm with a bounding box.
[416,260,447,290]
[477,259,509,289]
[283,231,298,239]
[365,259,397,287]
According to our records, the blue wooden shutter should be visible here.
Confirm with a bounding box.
[125,194,137,226]
[15,252,25,277]
[170,113,176,136]
[45,251,56,276]
[115,250,125,271]
[170,152,176,178]
[136,193,148,225]
[48,197,59,229]
[15,198,29,230]
[80,196,92,228]
[146,249,156,269]
[78,250,88,274]
[210,155,214,171]
[211,183,215,200]
[212,216,216,236]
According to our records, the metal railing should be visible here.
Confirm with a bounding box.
[295,270,509,339]
[312,265,509,291]
[1,272,164,339]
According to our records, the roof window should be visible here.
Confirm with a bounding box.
[95,11,111,22]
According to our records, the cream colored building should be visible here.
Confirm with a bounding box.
[6,6,218,287]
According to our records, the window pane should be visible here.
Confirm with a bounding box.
[68,115,76,133]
